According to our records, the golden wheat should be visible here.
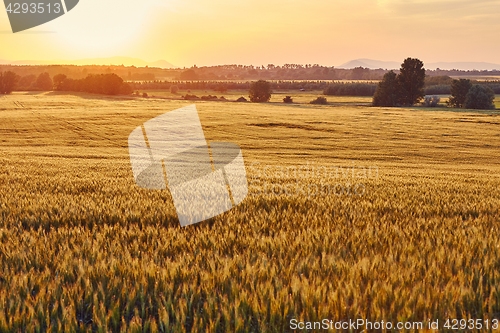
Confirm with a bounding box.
[0,92,500,332]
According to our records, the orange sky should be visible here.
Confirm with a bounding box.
[1,0,499,67]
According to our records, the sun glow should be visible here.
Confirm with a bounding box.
[50,0,169,57]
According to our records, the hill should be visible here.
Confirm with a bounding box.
[339,58,500,71]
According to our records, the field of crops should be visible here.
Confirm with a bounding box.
[1,92,500,332]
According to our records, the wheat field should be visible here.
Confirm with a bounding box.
[1,92,500,332]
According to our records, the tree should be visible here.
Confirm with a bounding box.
[179,69,199,80]
[372,71,400,106]
[53,74,67,91]
[16,74,36,91]
[170,85,179,94]
[101,73,124,95]
[35,72,53,91]
[351,66,369,80]
[398,58,425,106]
[283,96,293,103]
[448,79,472,108]
[464,85,495,110]
[0,71,19,94]
[249,80,272,102]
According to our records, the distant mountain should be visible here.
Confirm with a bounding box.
[0,57,175,68]
[338,59,401,70]
[338,58,500,71]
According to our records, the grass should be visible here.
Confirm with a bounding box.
[1,92,500,332]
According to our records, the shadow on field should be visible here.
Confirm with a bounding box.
[46,91,137,101]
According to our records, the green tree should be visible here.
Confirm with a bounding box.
[464,85,495,110]
[35,72,53,91]
[0,71,19,94]
[372,70,400,106]
[249,80,272,102]
[398,58,425,106]
[448,79,472,108]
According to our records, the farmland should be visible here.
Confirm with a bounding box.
[1,91,500,332]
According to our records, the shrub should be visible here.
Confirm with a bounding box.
[201,95,218,101]
[464,85,495,110]
[283,96,293,103]
[142,92,148,98]
[236,97,248,102]
[184,94,199,100]
[170,85,179,94]
[310,96,328,105]
[422,95,440,107]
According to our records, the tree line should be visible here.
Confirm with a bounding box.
[0,71,132,95]
[2,63,500,84]
[53,73,132,95]
[372,58,496,109]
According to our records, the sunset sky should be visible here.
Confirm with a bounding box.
[1,0,499,67]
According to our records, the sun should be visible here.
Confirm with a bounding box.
[50,0,167,57]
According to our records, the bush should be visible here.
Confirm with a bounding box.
[236,96,248,102]
[249,80,272,102]
[184,94,199,100]
[283,96,293,103]
[142,92,148,98]
[464,85,495,110]
[201,95,218,101]
[310,96,328,105]
[422,95,440,107]
[170,85,179,94]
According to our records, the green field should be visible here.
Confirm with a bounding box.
[1,92,500,332]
